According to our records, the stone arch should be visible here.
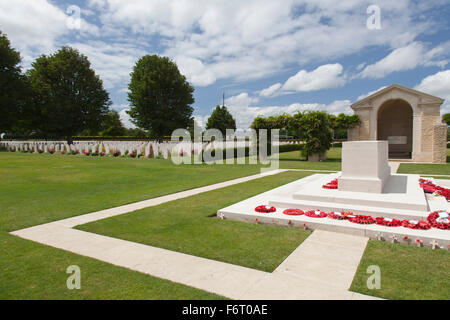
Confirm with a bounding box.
[376,99,413,159]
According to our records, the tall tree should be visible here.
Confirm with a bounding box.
[0,31,28,133]
[127,55,194,141]
[27,46,111,143]
[205,105,236,137]
[100,110,126,136]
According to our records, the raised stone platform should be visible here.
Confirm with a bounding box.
[218,173,450,248]
[289,173,428,213]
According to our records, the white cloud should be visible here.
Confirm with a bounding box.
[415,69,450,114]
[224,92,352,128]
[0,0,68,64]
[359,42,448,79]
[87,0,434,87]
[259,83,282,98]
[282,63,346,92]
[0,0,101,68]
[356,86,388,101]
[68,41,146,89]
[118,108,136,129]
[174,56,216,86]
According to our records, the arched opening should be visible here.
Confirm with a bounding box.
[377,99,413,159]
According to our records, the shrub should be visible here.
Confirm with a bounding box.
[111,150,120,157]
[278,143,303,153]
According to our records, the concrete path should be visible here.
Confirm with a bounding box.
[12,224,376,300]
[389,161,400,174]
[10,168,378,300]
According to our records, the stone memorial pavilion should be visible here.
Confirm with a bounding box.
[348,84,446,163]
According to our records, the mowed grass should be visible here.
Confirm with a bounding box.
[0,232,223,299]
[3,153,279,299]
[0,152,266,231]
[78,171,312,272]
[0,152,310,299]
[277,147,341,171]
[397,148,450,175]
[351,241,450,300]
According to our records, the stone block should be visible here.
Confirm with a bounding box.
[339,141,391,193]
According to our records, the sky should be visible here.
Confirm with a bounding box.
[1,0,450,129]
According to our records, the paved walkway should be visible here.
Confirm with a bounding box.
[10,168,379,300]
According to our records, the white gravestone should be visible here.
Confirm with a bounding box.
[338,141,391,193]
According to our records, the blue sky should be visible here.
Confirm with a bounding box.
[1,0,450,128]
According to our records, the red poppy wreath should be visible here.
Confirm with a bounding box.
[322,178,339,189]
[283,209,304,216]
[327,211,353,220]
[427,211,450,230]
[375,217,402,227]
[255,205,276,213]
[347,215,375,225]
[305,210,327,218]
[401,219,432,230]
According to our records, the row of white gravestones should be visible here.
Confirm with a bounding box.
[1,140,217,158]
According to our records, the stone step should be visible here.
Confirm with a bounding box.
[292,173,428,211]
[268,197,429,221]
[219,209,450,249]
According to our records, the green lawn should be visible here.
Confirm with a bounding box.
[0,152,310,299]
[398,163,450,175]
[277,147,341,171]
[3,153,276,299]
[78,171,312,272]
[351,241,450,300]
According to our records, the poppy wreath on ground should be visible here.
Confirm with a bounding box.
[305,210,327,218]
[347,214,375,225]
[401,219,432,230]
[255,205,276,213]
[322,178,339,189]
[327,211,353,220]
[427,211,450,230]
[375,217,402,227]
[419,179,450,200]
[282,208,304,216]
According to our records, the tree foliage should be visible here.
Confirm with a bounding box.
[293,111,334,157]
[0,31,29,133]
[127,55,194,140]
[442,113,450,125]
[250,111,360,159]
[100,110,126,136]
[27,46,111,143]
[205,105,236,136]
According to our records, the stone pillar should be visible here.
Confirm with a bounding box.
[432,123,447,164]
[339,141,391,193]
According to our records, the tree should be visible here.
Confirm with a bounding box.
[127,55,194,141]
[27,46,111,143]
[206,105,236,137]
[100,110,126,136]
[0,31,28,133]
[442,113,450,125]
[329,113,361,140]
[293,111,334,159]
